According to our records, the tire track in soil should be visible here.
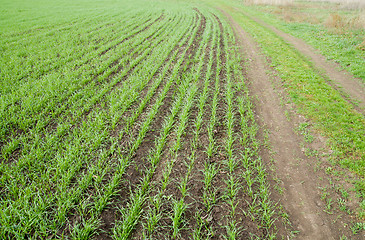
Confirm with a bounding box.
[241,10,365,113]
[221,10,362,240]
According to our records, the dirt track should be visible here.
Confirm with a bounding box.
[245,11,365,113]
[220,9,363,240]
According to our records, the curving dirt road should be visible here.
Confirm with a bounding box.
[220,9,363,240]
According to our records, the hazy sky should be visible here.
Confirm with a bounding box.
[249,0,365,8]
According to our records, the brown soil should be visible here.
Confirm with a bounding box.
[221,9,363,240]
[244,11,365,113]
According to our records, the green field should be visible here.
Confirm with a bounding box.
[1,0,364,239]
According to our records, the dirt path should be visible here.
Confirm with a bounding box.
[220,10,360,240]
[245,11,365,112]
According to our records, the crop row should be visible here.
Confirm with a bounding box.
[0,1,279,239]
[0,4,197,238]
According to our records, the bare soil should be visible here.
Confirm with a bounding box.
[221,9,363,240]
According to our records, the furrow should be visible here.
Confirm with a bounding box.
[59,11,200,240]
